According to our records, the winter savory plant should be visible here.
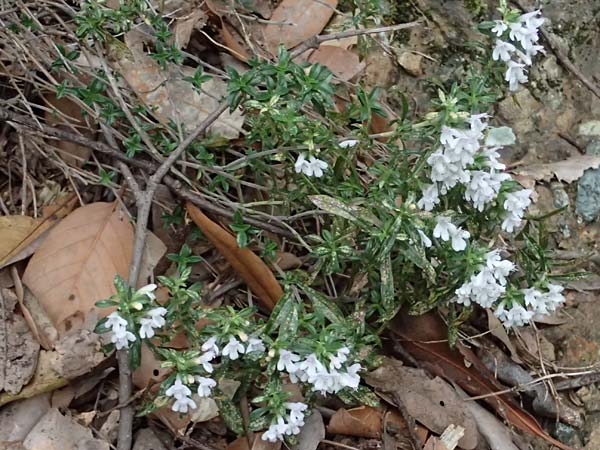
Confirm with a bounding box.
[90,0,571,444]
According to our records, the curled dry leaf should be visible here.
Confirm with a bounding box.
[365,359,478,450]
[327,405,406,438]
[262,0,338,56]
[186,202,283,310]
[117,32,244,139]
[308,46,365,82]
[0,289,40,395]
[390,311,574,450]
[23,202,134,336]
[514,155,600,184]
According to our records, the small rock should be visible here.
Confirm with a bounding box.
[498,90,541,135]
[397,51,423,77]
[577,385,600,412]
[579,121,600,137]
[587,140,600,156]
[0,394,51,443]
[576,168,600,222]
[550,182,570,208]
[540,55,562,81]
[133,429,167,450]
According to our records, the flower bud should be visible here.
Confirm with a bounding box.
[131,302,143,311]
[238,331,248,342]
[187,374,195,385]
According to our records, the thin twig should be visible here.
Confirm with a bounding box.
[289,20,423,59]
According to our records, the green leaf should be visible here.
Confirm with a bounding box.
[379,254,399,322]
[95,299,118,308]
[217,399,245,435]
[265,291,293,334]
[301,285,344,324]
[248,408,271,431]
[129,339,142,369]
[309,195,381,227]
[485,126,516,146]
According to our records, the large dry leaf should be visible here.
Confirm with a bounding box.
[0,289,40,395]
[366,359,478,450]
[186,202,283,310]
[22,408,109,450]
[390,311,573,450]
[23,202,133,335]
[117,33,244,139]
[327,405,408,438]
[0,393,51,444]
[308,46,365,82]
[262,0,338,55]
[44,93,93,167]
[514,155,600,184]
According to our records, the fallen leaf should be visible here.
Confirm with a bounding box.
[290,411,325,450]
[173,9,208,49]
[0,289,40,395]
[133,428,168,450]
[117,33,244,139]
[22,408,109,450]
[390,311,574,450]
[49,329,104,379]
[23,202,134,336]
[262,0,338,56]
[252,434,281,450]
[308,46,365,82]
[514,155,600,184]
[227,436,251,450]
[44,93,93,167]
[186,202,283,310]
[327,405,405,438]
[274,252,303,270]
[486,310,522,364]
[366,359,478,450]
[0,393,51,444]
[137,231,167,288]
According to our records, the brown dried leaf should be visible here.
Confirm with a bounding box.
[290,411,324,450]
[308,46,365,82]
[173,9,208,49]
[262,0,338,55]
[327,405,405,438]
[390,312,574,450]
[514,155,600,184]
[23,202,134,336]
[0,393,52,443]
[186,202,283,310]
[117,35,244,139]
[365,359,478,450]
[0,289,40,395]
[44,94,94,167]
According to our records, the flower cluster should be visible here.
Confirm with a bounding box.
[277,347,361,395]
[494,283,565,327]
[294,153,328,177]
[262,402,308,442]
[417,113,532,235]
[104,284,165,349]
[455,250,514,308]
[491,10,545,90]
[166,376,198,413]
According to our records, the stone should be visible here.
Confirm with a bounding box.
[579,121,600,137]
[498,89,541,135]
[587,140,600,156]
[576,168,600,222]
[397,51,423,77]
[0,394,51,443]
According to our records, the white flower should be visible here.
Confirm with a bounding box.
[329,347,349,369]
[470,269,505,307]
[433,216,453,241]
[245,337,266,354]
[493,40,516,62]
[485,250,514,285]
[166,376,192,399]
[136,284,157,300]
[196,376,217,397]
[111,329,136,349]
[464,170,508,211]
[106,311,127,332]
[172,395,197,413]
[492,20,508,36]
[339,363,361,390]
[482,147,506,170]
[262,417,288,442]
[222,336,245,360]
[449,226,470,251]
[418,230,432,248]
[196,351,215,373]
[277,349,301,373]
[495,301,534,327]
[139,318,156,339]
[455,282,473,306]
[504,189,532,214]
[294,153,328,177]
[201,337,220,356]
[501,213,523,233]
[286,402,308,424]
[146,307,167,327]
[417,183,440,211]
[433,216,470,251]
[339,139,359,148]
[544,283,565,311]
[505,60,528,91]
[523,287,544,311]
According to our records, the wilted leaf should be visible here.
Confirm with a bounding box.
[262,0,338,55]
[23,202,134,335]
[44,93,93,167]
[514,155,600,184]
[186,202,283,310]
[0,289,40,395]
[173,9,208,49]
[308,46,365,82]
[390,311,574,450]
[309,195,381,227]
[327,405,406,438]
[22,408,109,450]
[117,33,244,139]
[365,359,478,449]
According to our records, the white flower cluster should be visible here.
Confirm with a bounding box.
[262,402,308,442]
[104,284,166,349]
[491,10,545,90]
[495,283,565,327]
[294,153,328,177]
[277,347,361,395]
[433,216,470,251]
[455,250,514,307]
[165,335,265,413]
[417,114,532,235]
